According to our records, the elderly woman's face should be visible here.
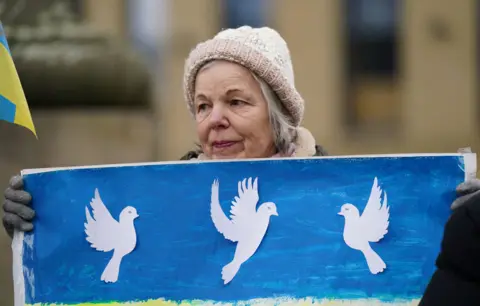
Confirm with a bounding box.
[194,60,275,159]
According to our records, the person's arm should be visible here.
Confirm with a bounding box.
[419,187,480,305]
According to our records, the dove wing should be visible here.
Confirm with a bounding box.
[210,180,238,242]
[229,177,259,228]
[359,177,390,242]
[84,188,120,251]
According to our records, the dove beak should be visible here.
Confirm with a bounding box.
[337,211,344,216]
[273,211,279,216]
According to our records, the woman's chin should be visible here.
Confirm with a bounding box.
[211,153,243,160]
[210,144,244,160]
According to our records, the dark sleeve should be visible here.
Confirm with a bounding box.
[419,191,480,306]
[314,145,328,156]
[180,150,200,160]
[419,269,480,305]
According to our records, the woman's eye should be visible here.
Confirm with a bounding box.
[197,103,209,112]
[230,99,246,107]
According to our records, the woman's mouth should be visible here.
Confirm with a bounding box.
[212,141,237,149]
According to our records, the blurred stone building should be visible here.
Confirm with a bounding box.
[0,0,478,304]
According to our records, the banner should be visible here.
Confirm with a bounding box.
[13,153,476,306]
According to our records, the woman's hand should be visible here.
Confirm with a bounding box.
[451,179,480,210]
[2,175,35,238]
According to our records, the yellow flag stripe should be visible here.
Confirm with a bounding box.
[0,33,36,136]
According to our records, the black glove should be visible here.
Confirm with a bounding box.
[451,179,480,209]
[2,175,35,238]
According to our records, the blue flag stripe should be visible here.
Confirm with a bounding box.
[0,94,16,122]
[0,23,11,55]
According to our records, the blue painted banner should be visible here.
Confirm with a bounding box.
[13,154,476,306]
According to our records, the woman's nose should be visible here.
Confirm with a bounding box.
[209,104,228,127]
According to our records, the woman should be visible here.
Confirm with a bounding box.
[3,26,480,304]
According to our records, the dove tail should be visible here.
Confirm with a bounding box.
[362,247,386,275]
[221,260,242,285]
[101,252,123,283]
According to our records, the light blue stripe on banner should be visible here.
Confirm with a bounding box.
[0,94,16,122]
[0,23,11,55]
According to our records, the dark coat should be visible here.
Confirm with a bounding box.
[419,189,480,305]
[181,145,480,304]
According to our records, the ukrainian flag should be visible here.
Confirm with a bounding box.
[0,22,36,137]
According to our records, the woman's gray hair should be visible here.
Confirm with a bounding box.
[251,73,297,154]
[197,60,297,154]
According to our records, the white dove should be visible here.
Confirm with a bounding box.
[338,177,390,274]
[84,188,139,283]
[210,177,278,285]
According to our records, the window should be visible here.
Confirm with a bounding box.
[343,0,401,133]
[221,0,271,29]
[0,0,84,26]
[126,0,166,72]
[1,0,151,109]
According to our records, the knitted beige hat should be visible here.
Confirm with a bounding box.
[183,26,304,126]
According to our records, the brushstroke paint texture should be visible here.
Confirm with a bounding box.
[20,156,464,305]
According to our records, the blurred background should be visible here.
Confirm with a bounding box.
[0,0,478,304]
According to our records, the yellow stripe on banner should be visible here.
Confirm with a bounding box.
[0,41,36,137]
